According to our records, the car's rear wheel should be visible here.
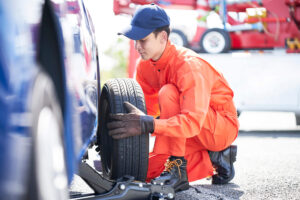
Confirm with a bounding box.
[29,72,68,200]
[98,78,149,181]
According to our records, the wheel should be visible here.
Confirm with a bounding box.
[169,29,189,48]
[98,78,149,181]
[29,72,68,200]
[200,28,231,53]
[295,114,300,126]
[237,110,241,117]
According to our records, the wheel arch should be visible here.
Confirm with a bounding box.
[37,0,66,115]
[37,0,76,182]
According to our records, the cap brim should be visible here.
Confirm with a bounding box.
[118,25,154,40]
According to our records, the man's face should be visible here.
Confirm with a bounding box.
[134,32,166,61]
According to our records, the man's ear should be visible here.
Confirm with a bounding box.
[160,31,168,43]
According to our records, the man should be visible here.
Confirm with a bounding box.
[107,4,239,192]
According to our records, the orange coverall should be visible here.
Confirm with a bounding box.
[135,41,239,182]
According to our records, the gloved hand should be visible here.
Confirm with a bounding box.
[107,102,154,139]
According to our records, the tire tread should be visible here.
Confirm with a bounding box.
[98,78,149,181]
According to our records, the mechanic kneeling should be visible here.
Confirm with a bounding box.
[107,4,239,192]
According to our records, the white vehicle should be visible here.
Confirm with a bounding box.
[199,51,300,126]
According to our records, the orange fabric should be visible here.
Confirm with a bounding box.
[145,84,237,182]
[146,151,214,182]
[136,41,239,182]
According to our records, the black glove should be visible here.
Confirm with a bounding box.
[107,102,154,139]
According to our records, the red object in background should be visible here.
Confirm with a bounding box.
[114,0,300,48]
[226,2,260,12]
[113,0,134,15]
[244,17,287,23]
[190,26,206,48]
[114,0,300,76]
[113,0,197,15]
[285,0,300,6]
[67,0,80,14]
[285,0,300,29]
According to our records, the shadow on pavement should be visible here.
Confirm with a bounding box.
[177,182,244,200]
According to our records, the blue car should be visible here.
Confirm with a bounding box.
[0,0,152,199]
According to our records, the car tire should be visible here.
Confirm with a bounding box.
[200,28,231,53]
[295,114,300,126]
[29,72,68,200]
[237,110,241,117]
[169,29,189,48]
[98,78,149,181]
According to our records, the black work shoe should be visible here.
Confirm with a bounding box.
[152,156,189,192]
[208,145,237,184]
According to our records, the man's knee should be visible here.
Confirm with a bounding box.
[199,125,238,152]
[158,84,179,106]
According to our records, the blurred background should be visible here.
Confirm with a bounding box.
[84,0,130,84]
[72,2,300,198]
[84,0,300,131]
[2,1,299,199]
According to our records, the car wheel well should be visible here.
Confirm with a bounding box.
[37,0,65,116]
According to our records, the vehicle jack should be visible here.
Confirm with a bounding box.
[70,161,175,200]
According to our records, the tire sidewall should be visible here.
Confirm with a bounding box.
[98,78,149,181]
[170,29,189,48]
[29,72,67,200]
[200,28,231,53]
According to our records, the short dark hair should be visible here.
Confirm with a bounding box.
[153,25,170,38]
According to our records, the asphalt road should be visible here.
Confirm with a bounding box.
[176,130,300,200]
[70,111,300,199]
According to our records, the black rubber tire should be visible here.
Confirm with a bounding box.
[28,72,67,200]
[295,114,300,126]
[200,28,231,53]
[98,78,149,181]
[237,110,241,117]
[169,29,189,48]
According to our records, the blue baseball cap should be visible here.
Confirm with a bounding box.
[118,4,170,40]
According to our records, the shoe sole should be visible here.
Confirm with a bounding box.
[175,182,189,192]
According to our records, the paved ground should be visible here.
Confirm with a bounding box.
[70,111,300,199]
[176,111,300,200]
[176,130,300,200]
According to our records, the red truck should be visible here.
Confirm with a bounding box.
[113,0,300,54]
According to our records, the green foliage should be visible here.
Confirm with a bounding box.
[100,38,129,87]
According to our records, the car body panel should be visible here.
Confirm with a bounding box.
[0,0,99,198]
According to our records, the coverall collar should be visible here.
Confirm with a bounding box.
[150,40,173,71]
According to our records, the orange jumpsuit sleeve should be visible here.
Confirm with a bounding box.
[154,59,215,138]
[136,64,160,117]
